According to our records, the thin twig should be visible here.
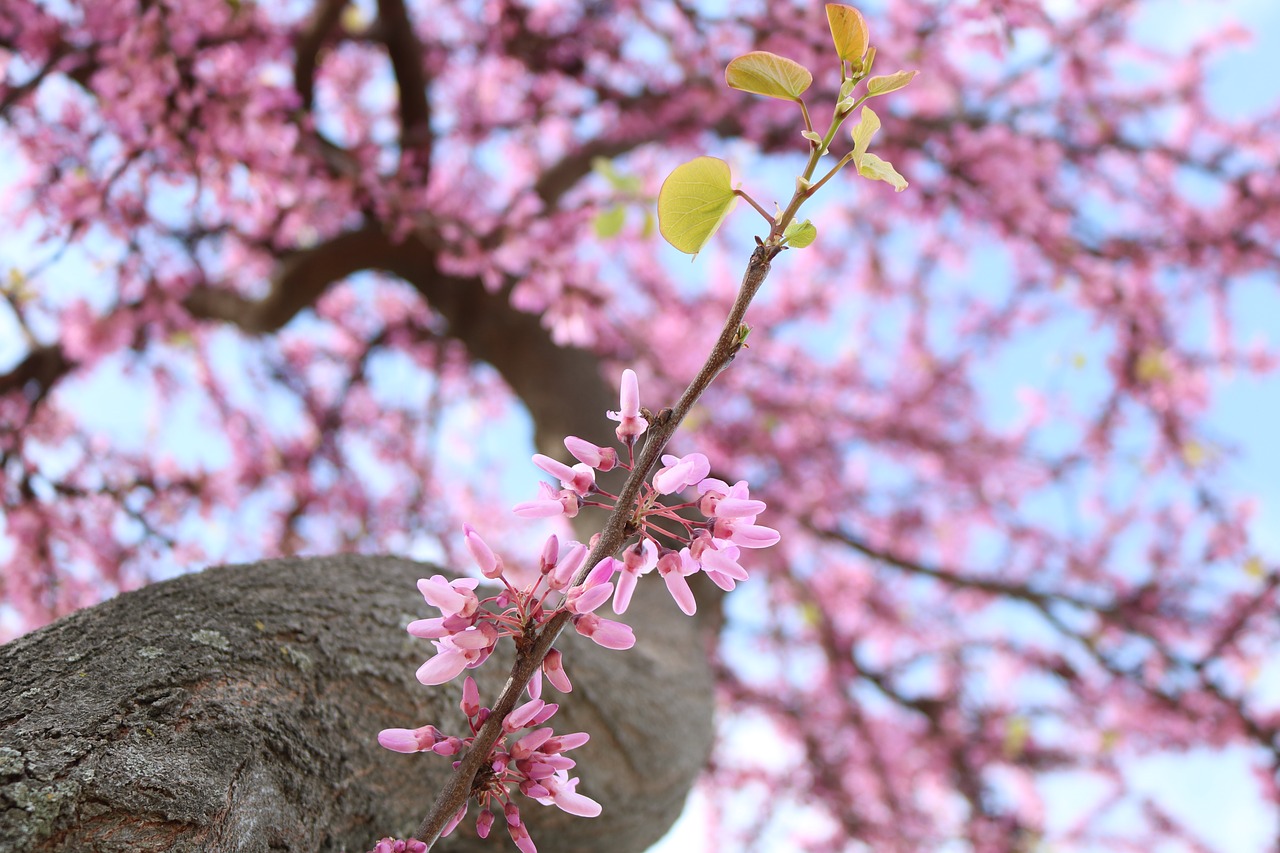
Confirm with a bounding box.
[413,240,782,846]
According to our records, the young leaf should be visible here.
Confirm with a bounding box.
[725,51,813,101]
[850,105,881,161]
[593,205,627,238]
[783,219,817,248]
[857,153,908,192]
[825,4,869,64]
[657,156,740,256]
[866,70,918,97]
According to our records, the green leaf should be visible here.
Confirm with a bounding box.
[593,205,627,238]
[825,4,869,64]
[657,156,739,256]
[857,153,908,192]
[866,69,918,97]
[725,51,813,102]
[783,219,817,248]
[641,210,655,239]
[850,105,880,160]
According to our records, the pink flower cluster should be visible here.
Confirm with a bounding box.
[378,677,599,853]
[367,840,426,853]
[379,369,777,850]
[515,370,780,616]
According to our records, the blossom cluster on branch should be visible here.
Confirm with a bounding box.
[375,368,776,849]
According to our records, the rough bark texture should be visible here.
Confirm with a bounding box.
[0,554,714,852]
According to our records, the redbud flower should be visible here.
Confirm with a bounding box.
[532,454,596,497]
[514,481,566,518]
[477,808,494,839]
[536,770,603,818]
[416,575,479,618]
[698,479,780,547]
[377,724,442,754]
[461,675,481,718]
[509,815,537,853]
[652,452,711,494]
[566,581,614,614]
[573,612,636,649]
[550,542,588,589]
[613,539,657,614]
[506,698,547,732]
[543,648,572,693]
[415,622,498,685]
[607,368,648,444]
[464,524,503,579]
[584,555,619,588]
[441,802,468,839]
[368,838,428,853]
[564,435,617,471]
[539,535,559,573]
[656,548,700,616]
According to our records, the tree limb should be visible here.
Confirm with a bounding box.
[0,554,713,852]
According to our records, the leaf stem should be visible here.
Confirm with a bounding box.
[734,189,774,225]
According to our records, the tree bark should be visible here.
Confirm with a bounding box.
[0,554,713,852]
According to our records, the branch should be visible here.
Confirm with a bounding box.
[183,228,395,335]
[294,0,346,111]
[374,0,433,159]
[0,344,73,402]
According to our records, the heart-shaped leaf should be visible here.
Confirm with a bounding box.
[725,51,813,101]
[657,156,740,256]
[593,205,626,238]
[783,219,817,249]
[866,70,918,97]
[826,4,869,64]
[857,153,908,192]
[850,105,881,160]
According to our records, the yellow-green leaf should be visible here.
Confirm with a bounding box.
[593,205,626,238]
[783,219,817,248]
[725,51,813,102]
[657,156,739,256]
[1003,716,1030,759]
[866,69,918,97]
[850,105,880,160]
[857,153,908,192]
[825,4,869,64]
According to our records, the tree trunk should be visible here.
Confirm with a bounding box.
[0,554,714,852]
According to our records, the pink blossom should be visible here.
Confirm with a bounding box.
[573,613,636,649]
[376,724,441,754]
[536,771,603,818]
[513,482,566,518]
[505,699,543,732]
[532,454,596,497]
[461,675,481,718]
[613,539,657,614]
[416,574,479,618]
[549,542,588,589]
[566,581,614,614]
[606,368,648,443]
[368,838,428,853]
[463,524,503,579]
[652,452,711,494]
[543,648,572,693]
[657,549,700,616]
[564,436,617,471]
